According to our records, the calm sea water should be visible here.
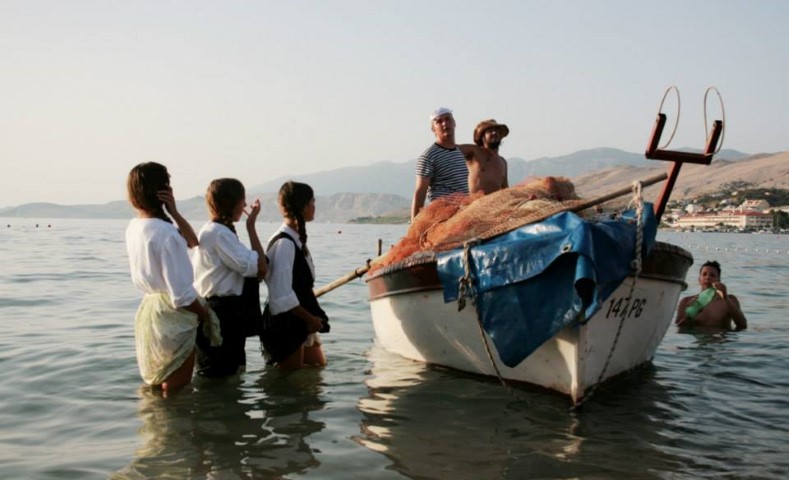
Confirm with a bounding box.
[1,219,788,479]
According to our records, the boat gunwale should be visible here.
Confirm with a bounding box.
[367,241,693,301]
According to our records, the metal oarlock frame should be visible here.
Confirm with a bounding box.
[645,113,723,221]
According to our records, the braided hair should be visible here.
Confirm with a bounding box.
[206,178,245,234]
[127,162,172,223]
[278,181,314,254]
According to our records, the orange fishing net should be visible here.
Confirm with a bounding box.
[373,177,586,272]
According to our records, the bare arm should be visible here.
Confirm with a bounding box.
[245,198,268,279]
[726,294,747,330]
[411,176,431,221]
[502,157,509,189]
[713,282,747,330]
[457,144,476,160]
[675,296,691,325]
[289,305,325,333]
[159,187,198,248]
[182,298,211,324]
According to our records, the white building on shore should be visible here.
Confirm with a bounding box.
[674,211,774,231]
[738,199,770,212]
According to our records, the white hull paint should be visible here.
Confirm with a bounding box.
[370,273,684,403]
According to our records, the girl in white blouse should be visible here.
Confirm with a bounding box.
[125,162,218,394]
[192,178,267,376]
[260,181,329,370]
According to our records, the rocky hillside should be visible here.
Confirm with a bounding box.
[1,150,783,222]
[571,151,789,206]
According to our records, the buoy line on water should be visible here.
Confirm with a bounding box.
[680,244,788,255]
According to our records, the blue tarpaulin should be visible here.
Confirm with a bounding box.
[436,205,657,367]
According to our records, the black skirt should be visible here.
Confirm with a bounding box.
[196,277,263,376]
[259,305,329,365]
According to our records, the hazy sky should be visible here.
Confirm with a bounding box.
[1,0,787,207]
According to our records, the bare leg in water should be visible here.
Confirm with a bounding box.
[303,344,326,367]
[277,344,326,370]
[159,349,195,394]
[278,346,305,371]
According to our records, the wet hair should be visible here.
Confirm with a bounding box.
[700,260,721,277]
[206,178,245,234]
[278,181,314,253]
[127,162,172,223]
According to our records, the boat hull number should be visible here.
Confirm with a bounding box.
[605,297,646,319]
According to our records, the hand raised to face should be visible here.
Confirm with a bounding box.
[245,198,261,224]
[712,281,728,298]
[157,186,177,215]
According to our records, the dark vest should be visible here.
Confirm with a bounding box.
[266,231,328,327]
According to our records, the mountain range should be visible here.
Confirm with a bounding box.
[2,147,785,223]
[245,147,750,198]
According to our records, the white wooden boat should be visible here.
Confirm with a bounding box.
[356,102,720,404]
[366,241,692,403]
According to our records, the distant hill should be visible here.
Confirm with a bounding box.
[248,147,652,197]
[515,147,747,179]
[2,147,779,223]
[248,161,416,197]
[0,201,137,219]
[572,151,789,205]
[0,192,409,224]
[249,147,750,198]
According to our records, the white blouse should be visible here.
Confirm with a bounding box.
[191,221,259,298]
[265,224,315,315]
[125,218,198,308]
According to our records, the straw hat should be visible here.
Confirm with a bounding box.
[473,119,509,146]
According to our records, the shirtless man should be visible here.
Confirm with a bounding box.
[675,260,747,330]
[459,119,509,194]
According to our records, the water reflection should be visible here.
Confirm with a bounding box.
[356,347,690,479]
[114,368,327,479]
[676,328,736,343]
[657,326,789,478]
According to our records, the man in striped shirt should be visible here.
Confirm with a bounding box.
[410,107,470,221]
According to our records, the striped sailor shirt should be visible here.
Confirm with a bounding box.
[415,143,469,201]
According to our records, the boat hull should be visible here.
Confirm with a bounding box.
[367,242,692,403]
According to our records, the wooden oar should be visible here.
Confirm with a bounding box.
[315,255,385,298]
[568,171,668,213]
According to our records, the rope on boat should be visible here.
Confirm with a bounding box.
[458,239,531,402]
[458,183,647,406]
[573,180,645,409]
[457,239,481,312]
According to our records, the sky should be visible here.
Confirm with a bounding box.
[1,0,787,207]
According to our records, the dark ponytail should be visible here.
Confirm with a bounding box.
[278,181,314,254]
